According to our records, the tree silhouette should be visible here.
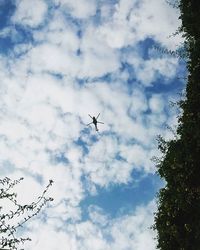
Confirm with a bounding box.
[153,0,200,249]
[0,177,53,250]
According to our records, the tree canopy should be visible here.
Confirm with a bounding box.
[0,177,53,250]
[154,1,200,249]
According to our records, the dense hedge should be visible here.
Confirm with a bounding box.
[153,1,200,249]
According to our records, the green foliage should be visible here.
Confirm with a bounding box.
[153,1,200,249]
[0,177,53,250]
[153,43,189,60]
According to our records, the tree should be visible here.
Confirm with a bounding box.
[153,0,200,249]
[0,177,53,250]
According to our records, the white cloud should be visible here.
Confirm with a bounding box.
[129,89,148,115]
[13,25,120,78]
[129,0,183,49]
[98,0,182,50]
[53,0,97,19]
[26,225,72,250]
[10,0,180,82]
[24,200,156,250]
[12,0,47,28]
[107,201,156,250]
[88,205,109,226]
[0,27,13,38]
[77,24,120,78]
[97,0,138,49]
[149,94,165,113]
[125,50,178,86]
[28,44,79,76]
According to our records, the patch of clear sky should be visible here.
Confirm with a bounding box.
[80,171,163,220]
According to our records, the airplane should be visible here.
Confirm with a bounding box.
[87,113,104,131]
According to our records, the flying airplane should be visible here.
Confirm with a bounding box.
[87,113,104,131]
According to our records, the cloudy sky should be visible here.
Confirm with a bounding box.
[0,0,186,249]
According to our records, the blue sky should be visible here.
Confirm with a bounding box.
[0,0,185,249]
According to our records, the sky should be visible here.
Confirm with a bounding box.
[0,0,186,249]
